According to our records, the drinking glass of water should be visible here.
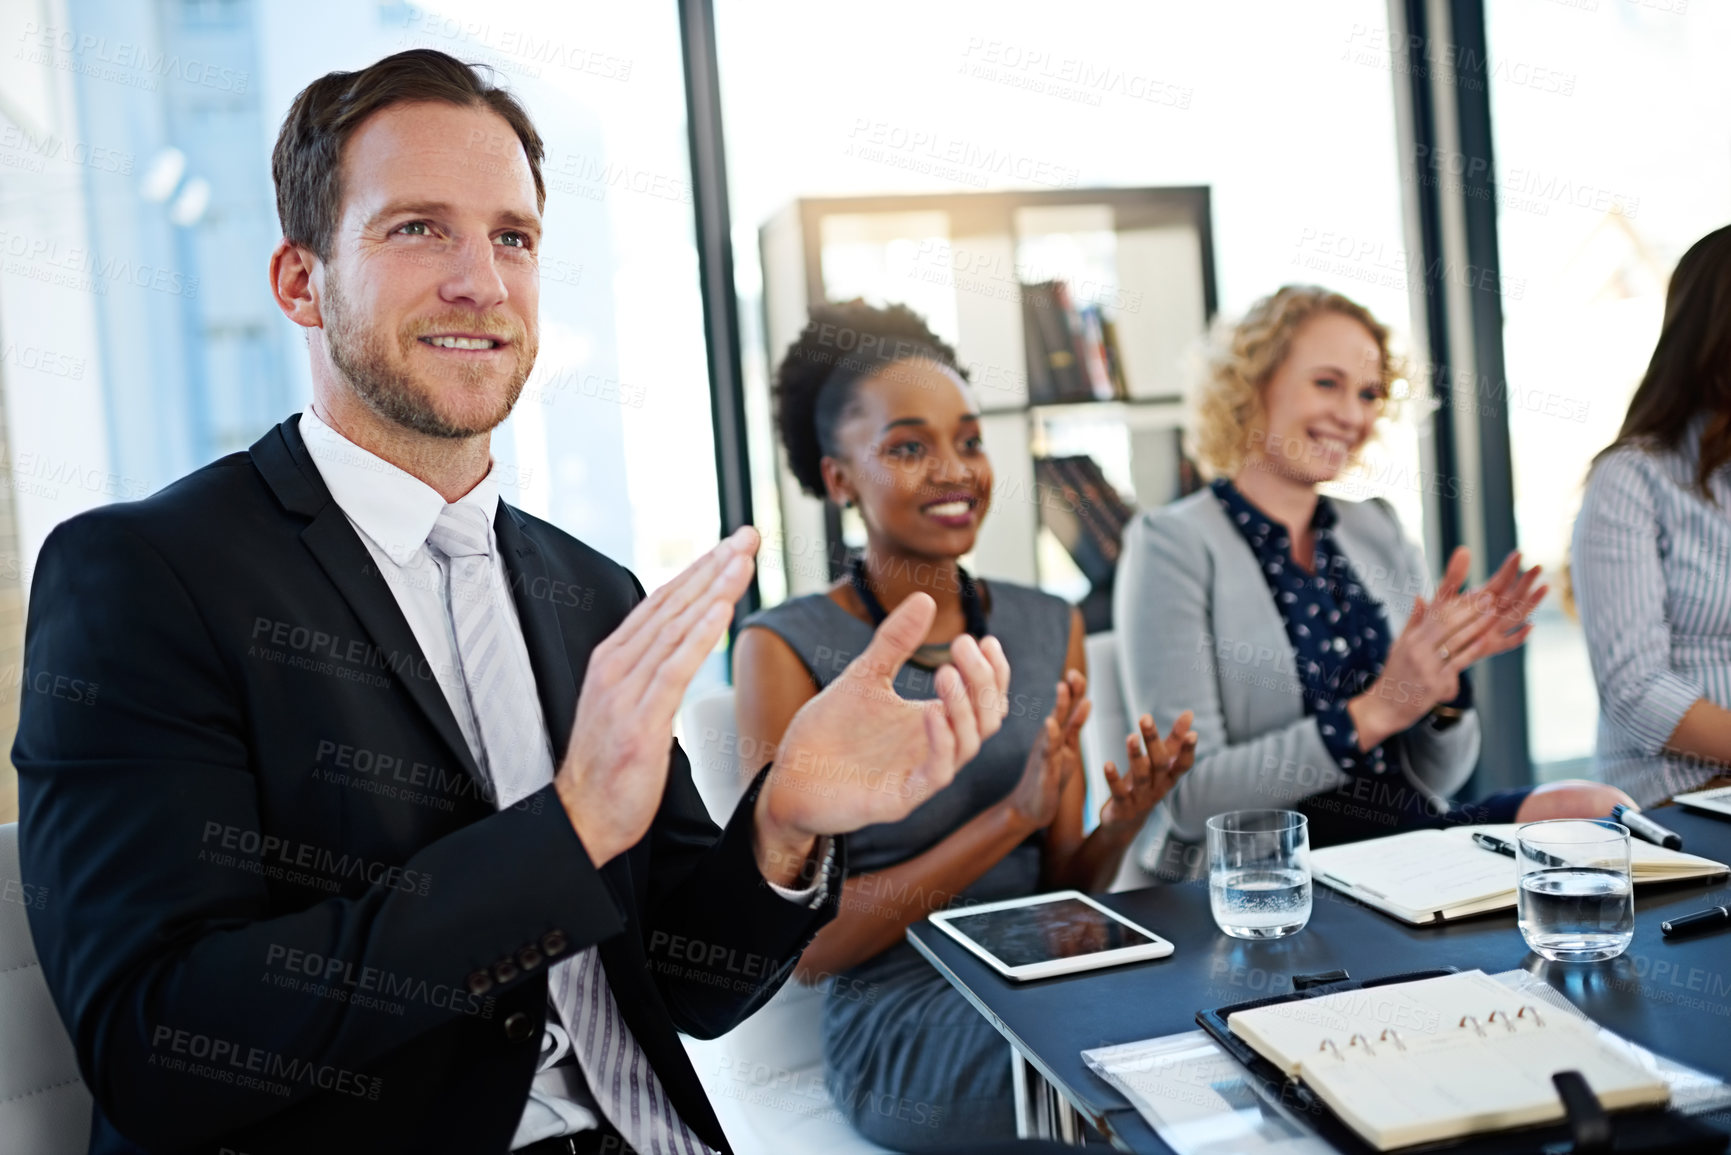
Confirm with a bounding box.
[1206,810,1311,939]
[1516,819,1634,963]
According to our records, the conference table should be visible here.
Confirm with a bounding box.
[905,806,1731,1152]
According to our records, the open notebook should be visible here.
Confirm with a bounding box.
[1226,970,1670,1150]
[1311,823,1727,924]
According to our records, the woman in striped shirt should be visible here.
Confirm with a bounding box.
[1574,223,1731,805]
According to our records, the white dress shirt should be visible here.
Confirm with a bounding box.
[298,406,826,1149]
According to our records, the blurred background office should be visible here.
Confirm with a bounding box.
[0,0,1723,834]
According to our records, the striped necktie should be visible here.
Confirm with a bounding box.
[427,503,712,1155]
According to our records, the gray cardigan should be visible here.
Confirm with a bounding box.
[1113,488,1480,878]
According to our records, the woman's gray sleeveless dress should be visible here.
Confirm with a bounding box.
[741,581,1071,1152]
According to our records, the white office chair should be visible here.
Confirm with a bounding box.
[1077,632,1158,893]
[0,823,93,1154]
[681,687,758,825]
[676,690,892,1155]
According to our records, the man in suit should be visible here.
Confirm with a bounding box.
[14,49,1011,1155]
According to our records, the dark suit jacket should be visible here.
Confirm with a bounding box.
[15,415,839,1154]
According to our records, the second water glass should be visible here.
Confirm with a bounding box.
[1516,818,1634,963]
[1206,809,1311,939]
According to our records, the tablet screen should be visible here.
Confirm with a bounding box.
[942,896,1153,969]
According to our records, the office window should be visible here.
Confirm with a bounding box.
[0,1,722,818]
[716,0,1429,607]
[1486,2,1728,778]
[0,0,717,592]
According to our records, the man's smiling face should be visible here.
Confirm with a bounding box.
[317,99,541,438]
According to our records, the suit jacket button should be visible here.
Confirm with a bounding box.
[503,1011,533,1042]
[493,958,519,985]
[518,946,543,971]
[467,970,493,996]
[541,930,567,957]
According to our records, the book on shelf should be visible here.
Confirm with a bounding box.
[1033,455,1135,588]
[1021,280,1086,404]
[1073,303,1116,402]
[1020,280,1128,404]
[1098,316,1129,401]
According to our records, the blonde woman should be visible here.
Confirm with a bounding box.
[1114,285,1633,879]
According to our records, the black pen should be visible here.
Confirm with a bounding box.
[1473,832,1565,867]
[1661,906,1731,938]
[1612,804,1683,850]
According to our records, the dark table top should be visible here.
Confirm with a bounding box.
[905,805,1731,1152]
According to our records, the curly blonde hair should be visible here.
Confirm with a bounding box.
[1189,285,1409,478]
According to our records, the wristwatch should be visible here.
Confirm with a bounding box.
[1427,703,1466,732]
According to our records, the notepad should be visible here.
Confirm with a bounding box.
[1310,824,1727,924]
[1226,970,1670,1150]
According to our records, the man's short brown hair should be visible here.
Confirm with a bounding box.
[271,48,546,261]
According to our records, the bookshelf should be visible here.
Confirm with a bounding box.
[757,187,1218,626]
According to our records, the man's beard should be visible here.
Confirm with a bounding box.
[322,272,536,439]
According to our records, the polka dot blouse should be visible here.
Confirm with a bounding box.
[1211,478,1472,777]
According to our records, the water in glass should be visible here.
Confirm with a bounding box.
[1518,867,1634,962]
[1209,866,1312,939]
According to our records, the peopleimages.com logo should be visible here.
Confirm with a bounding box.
[17,22,250,93]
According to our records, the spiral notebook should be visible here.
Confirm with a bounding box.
[1225,970,1670,1151]
[1310,823,1728,925]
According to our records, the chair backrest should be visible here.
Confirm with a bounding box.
[680,688,752,824]
[0,823,93,1154]
[673,692,857,1123]
[1079,631,1129,835]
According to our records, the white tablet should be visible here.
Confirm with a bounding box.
[928,890,1175,982]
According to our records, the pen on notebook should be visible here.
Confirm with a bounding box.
[1472,832,1565,867]
[1661,906,1731,938]
[1611,804,1683,850]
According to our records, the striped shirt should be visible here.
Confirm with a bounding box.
[1572,419,1731,804]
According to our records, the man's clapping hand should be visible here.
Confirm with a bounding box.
[554,527,760,868]
[753,591,1011,883]
[552,526,1013,888]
